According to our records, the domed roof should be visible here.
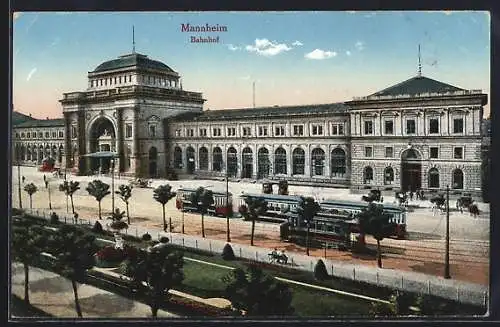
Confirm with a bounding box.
[92,53,176,73]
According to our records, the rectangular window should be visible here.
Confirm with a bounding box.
[364,121,373,135]
[429,118,439,134]
[45,132,50,138]
[311,124,323,136]
[453,118,464,133]
[454,147,463,159]
[27,132,30,139]
[365,146,373,157]
[293,125,304,136]
[175,129,181,137]
[187,129,194,137]
[59,131,64,138]
[125,124,133,138]
[258,126,268,136]
[213,128,221,137]
[149,125,156,138]
[242,127,252,136]
[52,132,57,138]
[385,147,393,158]
[227,127,236,136]
[384,120,394,134]
[199,128,207,137]
[38,132,43,138]
[430,147,439,159]
[71,126,77,139]
[274,126,285,136]
[406,119,416,134]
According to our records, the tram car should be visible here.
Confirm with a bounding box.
[318,199,407,239]
[238,193,302,223]
[175,188,233,217]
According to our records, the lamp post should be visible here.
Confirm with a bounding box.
[225,158,231,242]
[444,184,451,279]
[17,160,22,209]
[45,180,52,210]
[111,157,115,213]
[305,219,310,256]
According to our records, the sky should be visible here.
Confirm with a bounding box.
[12,11,490,119]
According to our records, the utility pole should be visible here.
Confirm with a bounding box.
[444,184,451,279]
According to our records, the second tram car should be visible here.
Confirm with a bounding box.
[238,193,302,223]
[176,188,233,217]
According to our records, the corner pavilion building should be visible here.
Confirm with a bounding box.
[13,50,487,197]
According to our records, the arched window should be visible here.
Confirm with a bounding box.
[311,148,325,176]
[199,147,208,170]
[227,147,238,178]
[212,147,222,171]
[174,146,182,168]
[428,168,440,188]
[292,148,305,175]
[452,169,464,189]
[384,167,394,185]
[274,147,287,175]
[242,147,253,179]
[149,147,158,161]
[363,166,373,184]
[186,146,195,174]
[331,148,346,177]
[257,147,269,179]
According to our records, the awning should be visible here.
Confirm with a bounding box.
[81,151,119,158]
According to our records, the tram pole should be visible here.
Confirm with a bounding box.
[444,185,451,279]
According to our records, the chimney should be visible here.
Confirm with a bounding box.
[46,117,49,120]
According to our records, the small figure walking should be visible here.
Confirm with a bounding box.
[22,176,25,184]
[409,191,414,201]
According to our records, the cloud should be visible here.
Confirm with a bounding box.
[292,40,303,46]
[227,44,241,51]
[355,41,364,51]
[13,12,22,20]
[345,50,351,56]
[304,49,337,60]
[27,68,37,81]
[245,38,292,56]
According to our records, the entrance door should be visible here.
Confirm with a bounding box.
[401,162,421,192]
[149,161,157,177]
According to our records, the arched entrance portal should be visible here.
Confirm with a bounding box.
[186,147,195,174]
[401,148,422,192]
[89,117,116,174]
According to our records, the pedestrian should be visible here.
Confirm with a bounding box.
[43,174,46,182]
[22,176,25,184]
[420,189,425,201]
[409,190,414,201]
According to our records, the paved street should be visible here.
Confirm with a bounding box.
[11,166,490,287]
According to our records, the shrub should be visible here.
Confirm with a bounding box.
[221,243,236,261]
[49,212,60,224]
[142,232,152,241]
[12,208,24,216]
[95,245,125,263]
[159,236,170,243]
[313,259,329,281]
[92,221,104,234]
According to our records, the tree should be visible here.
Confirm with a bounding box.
[116,184,133,224]
[23,183,38,210]
[356,202,396,268]
[190,187,214,238]
[107,208,128,234]
[11,221,47,305]
[222,265,294,316]
[122,246,184,318]
[59,180,80,214]
[296,196,321,256]
[153,184,176,232]
[238,196,268,246]
[86,180,110,220]
[48,224,98,318]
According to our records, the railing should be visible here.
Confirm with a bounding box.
[353,89,483,101]
[15,207,488,307]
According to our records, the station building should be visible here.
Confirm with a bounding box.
[12,50,488,196]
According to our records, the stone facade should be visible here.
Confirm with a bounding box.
[11,51,488,197]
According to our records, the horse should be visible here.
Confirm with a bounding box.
[268,251,288,264]
[469,204,480,218]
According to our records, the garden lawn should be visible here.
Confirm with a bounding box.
[176,260,228,299]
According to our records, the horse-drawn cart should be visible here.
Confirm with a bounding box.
[128,178,152,188]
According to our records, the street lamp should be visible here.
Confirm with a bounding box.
[223,158,231,242]
[305,219,311,256]
[111,157,115,213]
[17,158,22,209]
[180,184,185,234]
[45,179,52,210]
[444,184,451,279]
